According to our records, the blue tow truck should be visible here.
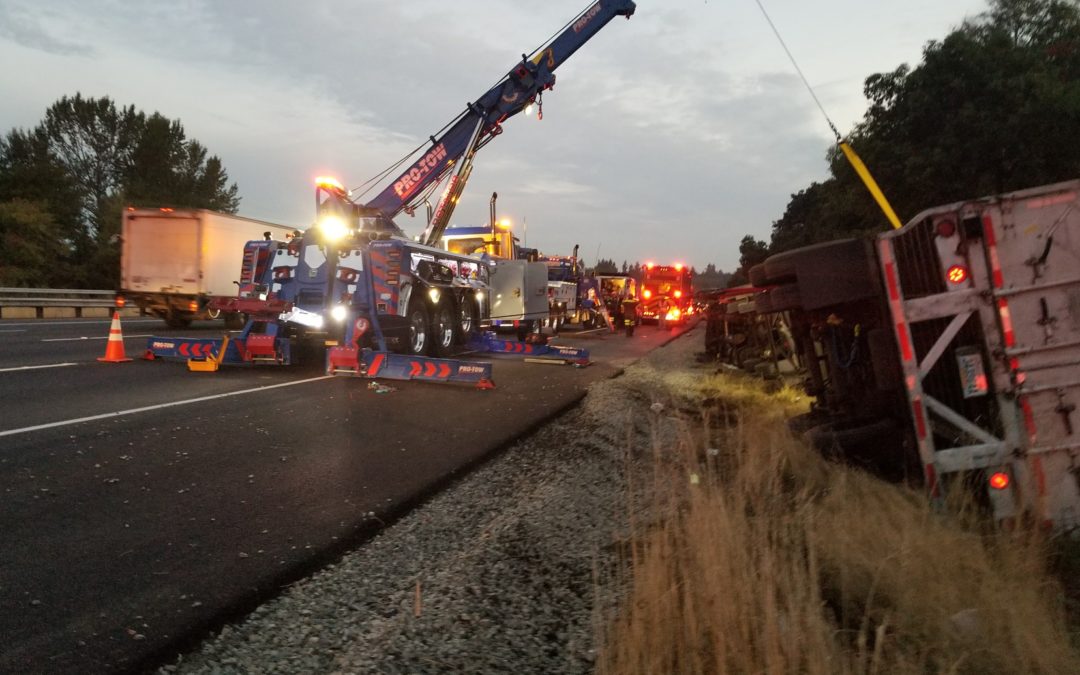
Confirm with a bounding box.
[146,0,636,385]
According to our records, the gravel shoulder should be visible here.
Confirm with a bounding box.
[164,328,702,674]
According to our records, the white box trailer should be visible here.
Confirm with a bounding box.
[880,179,1080,529]
[120,208,296,327]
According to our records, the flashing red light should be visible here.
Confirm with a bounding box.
[946,265,969,285]
[159,207,174,213]
[989,472,1010,491]
[674,263,684,271]
[645,262,654,270]
[114,296,126,308]
[674,290,682,298]
[642,289,652,299]
[936,219,957,238]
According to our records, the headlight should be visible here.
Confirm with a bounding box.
[428,288,441,304]
[331,305,348,322]
[317,215,350,242]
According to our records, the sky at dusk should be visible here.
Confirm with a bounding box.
[0,0,989,271]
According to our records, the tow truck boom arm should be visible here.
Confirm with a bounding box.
[363,0,636,241]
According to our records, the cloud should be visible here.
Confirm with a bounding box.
[0,2,93,56]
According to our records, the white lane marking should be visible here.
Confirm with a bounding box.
[0,375,335,438]
[0,362,78,373]
[42,334,153,342]
[0,319,162,327]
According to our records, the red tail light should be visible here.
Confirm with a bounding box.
[989,472,1010,490]
[946,265,969,284]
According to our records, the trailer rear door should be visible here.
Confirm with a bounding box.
[121,211,201,295]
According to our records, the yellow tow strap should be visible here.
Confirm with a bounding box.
[839,141,903,230]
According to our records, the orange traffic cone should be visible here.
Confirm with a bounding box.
[98,311,133,363]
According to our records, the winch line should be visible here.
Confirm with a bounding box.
[752,0,903,229]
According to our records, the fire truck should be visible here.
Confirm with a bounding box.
[146,0,635,381]
[640,263,694,325]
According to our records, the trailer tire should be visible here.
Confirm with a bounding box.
[807,418,897,452]
[405,298,431,356]
[766,284,802,313]
[748,263,770,287]
[164,313,192,329]
[754,290,774,314]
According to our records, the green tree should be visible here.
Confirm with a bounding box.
[0,93,242,287]
[0,199,67,286]
[593,257,619,274]
[727,235,769,287]
[766,0,1080,254]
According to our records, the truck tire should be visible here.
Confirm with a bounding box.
[164,312,192,329]
[405,298,431,356]
[225,312,247,330]
[431,298,457,357]
[766,284,802,312]
[807,418,897,451]
[516,320,539,342]
[457,294,479,344]
[748,263,770,287]
[754,290,774,314]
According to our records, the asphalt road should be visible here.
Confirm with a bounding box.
[0,316,694,673]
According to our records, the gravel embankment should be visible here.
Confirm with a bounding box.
[164,330,700,674]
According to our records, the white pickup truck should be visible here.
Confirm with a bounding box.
[120,208,296,327]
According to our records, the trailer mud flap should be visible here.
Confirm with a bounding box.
[326,346,495,388]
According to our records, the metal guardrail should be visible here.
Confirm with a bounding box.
[0,288,118,318]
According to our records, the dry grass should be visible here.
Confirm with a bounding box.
[598,367,1080,675]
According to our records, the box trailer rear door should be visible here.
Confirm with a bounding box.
[984,181,1080,526]
[122,212,201,294]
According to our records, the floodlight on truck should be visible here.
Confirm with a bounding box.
[331,304,348,322]
[316,214,350,243]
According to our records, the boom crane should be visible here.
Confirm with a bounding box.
[317,0,636,245]
[153,1,632,379]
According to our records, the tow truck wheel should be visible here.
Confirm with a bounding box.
[406,298,430,356]
[431,299,456,357]
[457,294,479,344]
[224,312,247,330]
